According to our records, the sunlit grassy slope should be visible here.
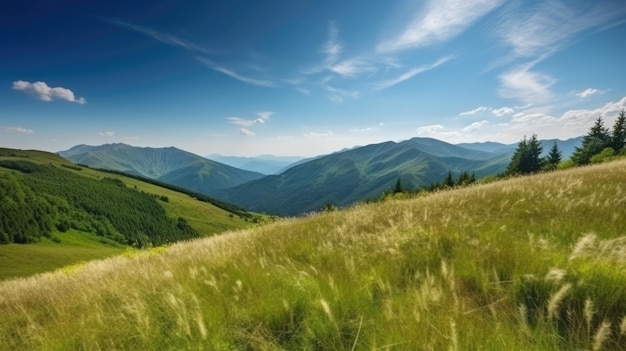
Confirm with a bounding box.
[1,160,625,350]
[0,148,253,279]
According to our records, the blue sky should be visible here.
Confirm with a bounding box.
[2,0,626,157]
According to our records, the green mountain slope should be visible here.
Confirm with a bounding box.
[219,138,511,215]
[1,159,624,350]
[0,147,255,278]
[59,143,264,194]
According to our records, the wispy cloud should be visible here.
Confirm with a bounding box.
[416,124,461,139]
[99,131,115,137]
[303,131,334,138]
[377,0,505,52]
[196,57,276,87]
[416,124,444,135]
[575,88,608,98]
[503,95,626,137]
[320,80,360,103]
[12,80,86,104]
[499,63,555,103]
[101,18,214,55]
[228,111,273,127]
[492,106,515,117]
[462,120,489,132]
[349,127,373,133]
[4,126,33,134]
[239,128,255,136]
[496,1,626,60]
[374,56,453,90]
[460,106,490,116]
[330,58,377,78]
[323,22,342,66]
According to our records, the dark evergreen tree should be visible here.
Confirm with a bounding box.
[444,171,455,187]
[507,134,543,174]
[571,116,612,165]
[393,178,404,194]
[611,110,626,153]
[457,171,472,186]
[545,142,561,170]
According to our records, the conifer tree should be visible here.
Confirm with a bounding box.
[444,171,455,187]
[611,110,626,153]
[507,134,543,174]
[545,142,561,170]
[393,178,404,194]
[572,116,611,165]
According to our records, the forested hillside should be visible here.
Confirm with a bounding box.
[0,159,198,246]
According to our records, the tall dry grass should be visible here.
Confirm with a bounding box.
[1,159,625,350]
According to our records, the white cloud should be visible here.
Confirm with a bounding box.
[255,111,274,121]
[499,64,555,103]
[228,112,272,128]
[330,58,377,78]
[12,80,86,104]
[416,124,444,135]
[239,128,255,136]
[374,56,453,90]
[303,131,334,138]
[377,0,505,52]
[416,124,462,139]
[4,126,33,134]
[101,18,214,55]
[349,127,373,133]
[506,95,626,137]
[99,131,115,137]
[196,57,276,87]
[323,22,342,66]
[514,103,532,109]
[575,88,607,98]
[459,106,489,116]
[496,1,626,59]
[492,106,515,117]
[321,83,359,103]
[210,65,276,87]
[462,120,489,132]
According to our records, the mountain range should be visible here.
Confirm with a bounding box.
[206,154,306,175]
[59,143,264,194]
[59,136,582,216]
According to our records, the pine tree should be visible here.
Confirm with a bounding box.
[545,142,561,170]
[572,116,611,165]
[507,134,543,174]
[393,178,404,194]
[611,110,626,153]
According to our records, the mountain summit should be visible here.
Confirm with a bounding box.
[59,143,264,194]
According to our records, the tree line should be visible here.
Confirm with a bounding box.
[79,165,253,219]
[375,110,626,207]
[506,110,626,175]
[0,160,200,246]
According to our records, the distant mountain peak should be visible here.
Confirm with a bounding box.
[59,143,264,195]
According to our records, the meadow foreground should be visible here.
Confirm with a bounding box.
[1,160,625,350]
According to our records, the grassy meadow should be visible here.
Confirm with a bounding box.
[1,160,625,350]
[0,148,253,279]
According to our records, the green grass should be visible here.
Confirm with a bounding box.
[0,148,255,279]
[0,160,625,350]
[0,230,124,280]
